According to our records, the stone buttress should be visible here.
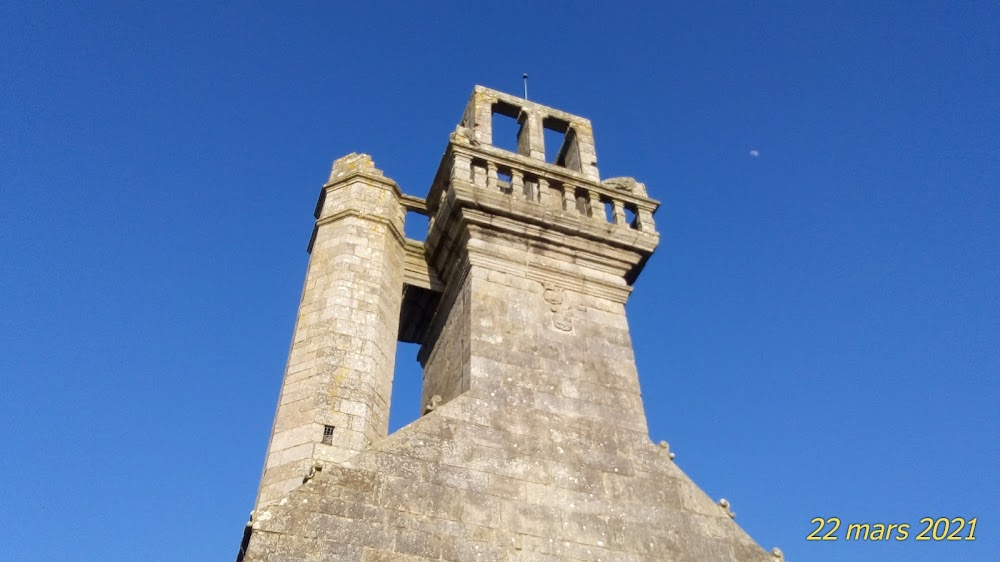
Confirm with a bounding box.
[239,86,779,562]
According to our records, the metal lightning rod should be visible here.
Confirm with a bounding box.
[523,73,529,100]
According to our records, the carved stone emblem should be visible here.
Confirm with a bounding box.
[541,283,584,332]
[552,314,573,332]
[542,286,564,307]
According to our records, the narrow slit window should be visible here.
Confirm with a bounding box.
[321,425,335,445]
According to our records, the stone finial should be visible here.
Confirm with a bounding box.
[771,547,785,560]
[657,440,676,460]
[718,498,736,519]
[328,153,384,183]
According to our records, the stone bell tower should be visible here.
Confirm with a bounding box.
[239,86,779,562]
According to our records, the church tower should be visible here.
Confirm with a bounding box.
[239,86,779,562]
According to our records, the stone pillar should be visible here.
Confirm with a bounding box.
[511,169,525,199]
[518,109,546,161]
[637,209,656,233]
[253,153,406,510]
[486,161,498,192]
[588,191,602,220]
[612,199,627,226]
[467,89,495,145]
[570,123,601,180]
[538,178,550,208]
[562,183,575,212]
[451,153,472,183]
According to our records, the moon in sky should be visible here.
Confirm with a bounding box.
[749,149,760,158]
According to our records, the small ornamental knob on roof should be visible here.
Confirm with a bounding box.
[771,547,785,561]
[302,462,323,484]
[657,440,676,460]
[718,498,736,519]
[424,394,442,414]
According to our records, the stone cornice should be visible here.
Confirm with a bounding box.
[307,209,406,254]
[425,186,648,303]
[314,171,404,220]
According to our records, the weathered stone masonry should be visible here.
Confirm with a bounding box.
[239,86,780,562]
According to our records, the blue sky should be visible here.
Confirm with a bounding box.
[1,2,997,561]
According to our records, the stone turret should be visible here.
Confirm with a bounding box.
[252,153,407,509]
[416,86,660,432]
[238,86,776,562]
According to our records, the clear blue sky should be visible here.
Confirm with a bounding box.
[2,2,997,561]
